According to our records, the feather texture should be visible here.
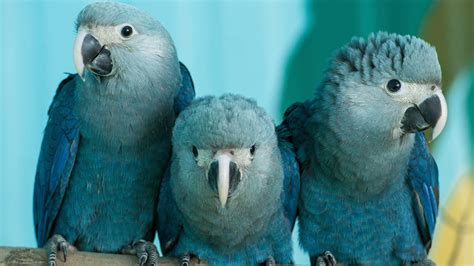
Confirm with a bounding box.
[34,74,80,247]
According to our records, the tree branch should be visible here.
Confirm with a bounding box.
[0,246,182,265]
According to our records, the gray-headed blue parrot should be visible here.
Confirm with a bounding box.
[33,2,195,265]
[157,94,300,265]
[280,32,447,265]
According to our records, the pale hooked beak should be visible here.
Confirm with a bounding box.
[207,152,241,208]
[73,28,113,81]
[401,89,448,142]
[216,154,231,208]
[430,90,448,141]
[73,29,87,80]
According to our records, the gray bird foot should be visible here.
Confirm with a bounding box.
[311,251,336,266]
[181,253,191,266]
[265,256,276,266]
[122,240,158,266]
[180,253,201,266]
[412,258,436,266]
[44,234,70,266]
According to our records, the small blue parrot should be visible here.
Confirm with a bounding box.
[157,94,300,265]
[280,32,447,265]
[33,2,195,265]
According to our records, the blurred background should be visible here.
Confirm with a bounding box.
[0,0,472,264]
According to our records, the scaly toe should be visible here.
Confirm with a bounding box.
[44,234,70,266]
[313,251,337,266]
[181,253,191,266]
[122,239,158,266]
[323,251,336,266]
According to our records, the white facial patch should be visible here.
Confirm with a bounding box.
[194,148,253,174]
[383,81,437,105]
[384,81,447,141]
[86,24,135,45]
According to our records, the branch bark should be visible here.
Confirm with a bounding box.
[0,246,182,265]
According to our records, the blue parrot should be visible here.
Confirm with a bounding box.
[157,94,300,265]
[280,32,447,265]
[33,2,195,265]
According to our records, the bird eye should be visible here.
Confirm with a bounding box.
[387,79,401,93]
[250,145,256,156]
[120,25,134,38]
[192,145,198,158]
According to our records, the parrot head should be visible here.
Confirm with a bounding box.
[73,2,178,83]
[172,94,282,209]
[321,32,447,142]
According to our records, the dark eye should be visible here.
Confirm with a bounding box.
[250,145,256,156]
[121,25,133,38]
[387,79,401,93]
[192,145,198,158]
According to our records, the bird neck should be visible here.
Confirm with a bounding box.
[311,109,415,198]
[75,75,177,148]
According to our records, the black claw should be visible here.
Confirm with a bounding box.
[125,239,159,266]
[323,251,336,266]
[139,254,147,266]
[312,251,336,266]
[45,234,69,266]
[61,242,68,262]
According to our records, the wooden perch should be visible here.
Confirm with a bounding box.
[0,246,187,265]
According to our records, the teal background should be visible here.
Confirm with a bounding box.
[1,0,472,264]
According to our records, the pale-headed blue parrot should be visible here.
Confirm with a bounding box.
[33,2,195,265]
[157,94,300,265]
[280,32,447,265]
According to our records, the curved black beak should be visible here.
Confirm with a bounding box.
[208,159,241,208]
[81,34,113,77]
[401,93,447,141]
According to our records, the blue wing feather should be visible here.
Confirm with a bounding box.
[406,132,439,251]
[33,74,80,247]
[276,101,312,229]
[157,62,194,254]
[156,163,183,255]
[279,101,313,170]
[174,62,195,116]
[276,124,301,229]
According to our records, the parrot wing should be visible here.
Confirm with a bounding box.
[33,74,80,247]
[156,164,183,255]
[276,123,301,230]
[157,62,193,254]
[406,132,439,252]
[174,62,195,116]
[279,101,313,170]
[277,101,313,229]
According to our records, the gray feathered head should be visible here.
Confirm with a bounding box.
[73,2,179,88]
[171,94,282,211]
[318,32,447,142]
